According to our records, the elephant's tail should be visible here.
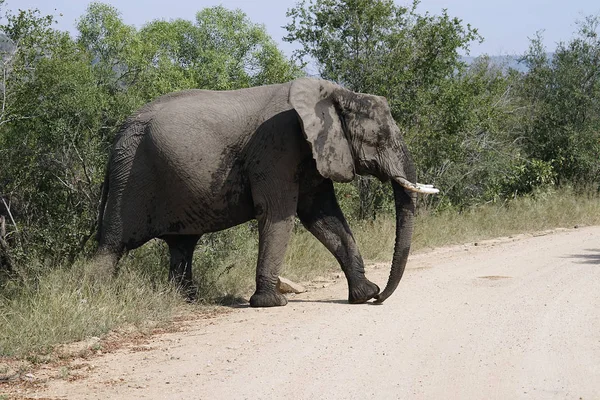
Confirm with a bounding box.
[95,167,110,244]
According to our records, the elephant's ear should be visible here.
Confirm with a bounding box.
[289,78,355,182]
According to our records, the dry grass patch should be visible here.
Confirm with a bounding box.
[0,265,182,358]
[413,188,600,250]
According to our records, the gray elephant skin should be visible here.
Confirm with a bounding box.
[94,77,432,307]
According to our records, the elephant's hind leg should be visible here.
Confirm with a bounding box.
[297,179,379,304]
[163,235,200,301]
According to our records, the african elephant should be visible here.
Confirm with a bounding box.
[94,77,437,307]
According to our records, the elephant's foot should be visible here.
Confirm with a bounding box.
[250,291,288,307]
[348,279,380,304]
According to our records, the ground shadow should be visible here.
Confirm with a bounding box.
[288,298,349,305]
[213,294,250,308]
[288,298,384,306]
[205,295,352,309]
[217,297,381,308]
[566,249,600,265]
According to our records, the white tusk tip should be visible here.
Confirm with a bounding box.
[416,186,440,194]
[395,177,440,195]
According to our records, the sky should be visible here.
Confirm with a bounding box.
[9,0,600,57]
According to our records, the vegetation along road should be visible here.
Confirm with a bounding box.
[21,226,600,399]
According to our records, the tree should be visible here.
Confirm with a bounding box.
[285,0,484,214]
[0,7,111,268]
[516,17,600,188]
[75,3,303,104]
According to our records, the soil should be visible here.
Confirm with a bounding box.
[3,226,600,400]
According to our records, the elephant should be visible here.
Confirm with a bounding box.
[93,77,438,307]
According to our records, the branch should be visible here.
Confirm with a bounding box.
[54,174,76,192]
[73,143,93,187]
[2,60,7,119]
[0,114,37,127]
[1,197,18,234]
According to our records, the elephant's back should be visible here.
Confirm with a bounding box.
[153,84,292,134]
[142,83,294,167]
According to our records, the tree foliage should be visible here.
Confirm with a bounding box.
[0,0,598,280]
[285,0,489,214]
[516,18,600,187]
[0,3,300,274]
[286,0,599,212]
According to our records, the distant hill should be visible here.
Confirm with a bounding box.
[461,55,529,73]
[461,53,556,73]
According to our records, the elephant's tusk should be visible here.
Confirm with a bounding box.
[395,177,440,194]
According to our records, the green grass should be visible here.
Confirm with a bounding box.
[0,187,598,358]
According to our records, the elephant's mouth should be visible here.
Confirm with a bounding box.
[394,177,439,194]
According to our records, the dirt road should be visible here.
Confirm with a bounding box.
[24,226,600,399]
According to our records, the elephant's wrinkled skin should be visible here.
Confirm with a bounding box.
[95,78,429,307]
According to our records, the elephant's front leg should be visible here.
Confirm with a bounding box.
[297,179,380,304]
[250,196,296,308]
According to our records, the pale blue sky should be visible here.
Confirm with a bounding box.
[9,0,600,56]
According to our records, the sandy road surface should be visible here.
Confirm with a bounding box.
[18,226,600,399]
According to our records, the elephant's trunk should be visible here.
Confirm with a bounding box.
[374,180,416,304]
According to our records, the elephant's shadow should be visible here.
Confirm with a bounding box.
[287,298,351,305]
[220,298,381,309]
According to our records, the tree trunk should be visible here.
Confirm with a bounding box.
[0,215,14,273]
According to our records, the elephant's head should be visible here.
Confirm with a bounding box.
[290,77,438,303]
